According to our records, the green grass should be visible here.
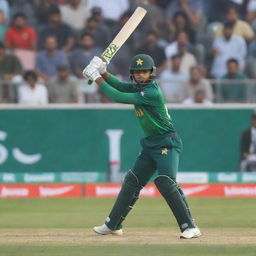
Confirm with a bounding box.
[1,197,255,229]
[0,245,256,256]
[0,197,256,256]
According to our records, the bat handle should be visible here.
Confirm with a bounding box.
[88,79,93,85]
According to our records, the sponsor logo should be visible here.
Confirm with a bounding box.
[0,130,42,165]
[95,186,121,196]
[61,172,100,182]
[224,186,256,196]
[39,185,75,197]
[217,173,238,182]
[182,185,209,196]
[140,186,157,197]
[242,173,256,182]
[102,44,119,62]
[0,187,29,197]
[24,173,55,183]
[2,173,16,183]
[12,148,41,165]
[177,172,208,184]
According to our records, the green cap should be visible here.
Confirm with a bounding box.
[130,54,156,78]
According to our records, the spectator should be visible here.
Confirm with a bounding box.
[60,0,90,32]
[220,58,247,102]
[165,0,203,28]
[18,70,48,105]
[111,45,132,80]
[136,31,167,74]
[0,10,8,42]
[0,0,9,24]
[81,17,111,48]
[38,7,75,52]
[211,21,247,78]
[132,0,165,36]
[47,65,78,103]
[34,0,59,25]
[167,11,196,44]
[240,112,256,172]
[160,54,189,103]
[215,6,254,42]
[181,66,213,102]
[10,0,36,27]
[247,0,256,24]
[183,89,213,105]
[0,82,12,103]
[36,36,69,82]
[90,6,103,24]
[165,31,197,73]
[4,13,37,50]
[87,0,129,23]
[69,33,102,78]
[0,42,23,80]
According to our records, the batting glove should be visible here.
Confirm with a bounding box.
[83,66,101,81]
[98,61,107,74]
[90,56,104,69]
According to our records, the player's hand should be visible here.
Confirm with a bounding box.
[90,56,104,69]
[98,61,107,74]
[83,66,101,81]
[90,56,108,74]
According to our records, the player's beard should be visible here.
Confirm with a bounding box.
[133,77,151,89]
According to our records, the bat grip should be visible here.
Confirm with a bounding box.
[87,56,108,85]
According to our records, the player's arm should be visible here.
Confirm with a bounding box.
[101,72,135,92]
[95,77,154,105]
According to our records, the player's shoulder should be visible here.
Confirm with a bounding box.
[142,81,161,97]
[151,80,161,92]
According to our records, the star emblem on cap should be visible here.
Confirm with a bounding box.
[161,148,169,155]
[136,58,143,65]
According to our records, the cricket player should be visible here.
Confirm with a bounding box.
[83,54,202,239]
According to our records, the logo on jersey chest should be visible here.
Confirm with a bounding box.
[135,108,144,117]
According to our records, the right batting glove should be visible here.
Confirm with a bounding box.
[83,65,101,81]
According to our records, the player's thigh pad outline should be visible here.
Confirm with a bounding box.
[106,170,143,230]
[132,150,156,187]
[152,147,180,179]
[154,175,194,231]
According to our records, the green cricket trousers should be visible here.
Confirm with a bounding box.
[132,131,183,186]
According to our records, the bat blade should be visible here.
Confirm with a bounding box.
[87,6,147,84]
[101,7,147,63]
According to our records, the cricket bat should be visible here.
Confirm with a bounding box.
[88,6,147,84]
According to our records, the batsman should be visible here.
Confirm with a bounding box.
[83,54,202,239]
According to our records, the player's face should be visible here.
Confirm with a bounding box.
[133,70,151,83]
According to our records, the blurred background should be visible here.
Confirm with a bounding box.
[2,0,256,104]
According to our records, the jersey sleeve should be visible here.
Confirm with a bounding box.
[106,74,136,92]
[100,81,158,105]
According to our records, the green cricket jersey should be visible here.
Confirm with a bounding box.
[100,75,175,137]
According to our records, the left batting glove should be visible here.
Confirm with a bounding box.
[83,56,104,79]
[83,66,101,81]
[90,56,104,69]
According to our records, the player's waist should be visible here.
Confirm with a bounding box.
[140,131,182,150]
[145,131,177,140]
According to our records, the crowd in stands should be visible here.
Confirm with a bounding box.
[1,0,256,104]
